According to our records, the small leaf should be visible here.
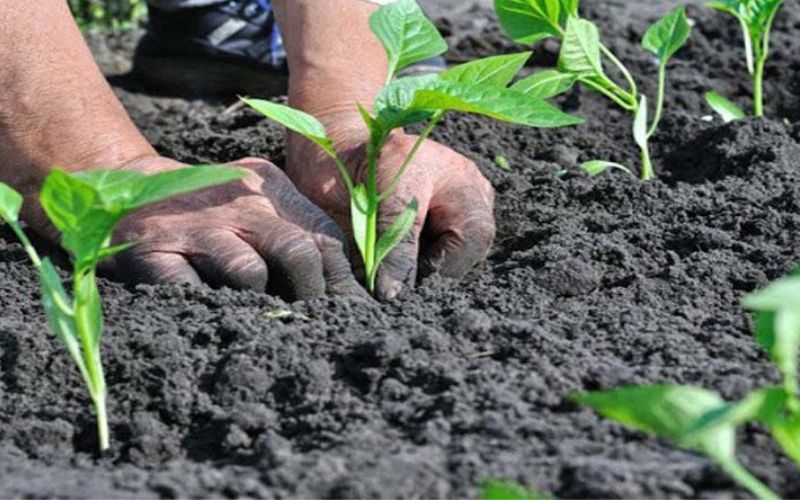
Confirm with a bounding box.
[374,198,418,270]
[574,385,736,461]
[771,414,800,468]
[37,258,90,385]
[410,81,583,128]
[687,387,788,436]
[374,74,440,130]
[558,17,604,77]
[642,6,692,63]
[744,274,800,311]
[494,0,571,45]
[481,480,547,500]
[705,91,746,122]
[633,96,649,150]
[752,310,800,391]
[244,99,335,152]
[581,160,635,177]
[74,269,103,350]
[368,0,448,78]
[125,166,245,210]
[511,70,577,99]
[0,182,23,223]
[494,155,512,171]
[96,241,137,261]
[442,52,531,87]
[351,184,369,264]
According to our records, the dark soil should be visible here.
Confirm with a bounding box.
[2,0,800,498]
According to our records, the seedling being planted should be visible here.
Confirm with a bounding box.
[574,271,800,500]
[705,0,785,120]
[0,166,244,452]
[245,0,580,293]
[494,0,692,180]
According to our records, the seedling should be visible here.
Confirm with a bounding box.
[494,0,692,180]
[0,166,244,452]
[705,0,785,119]
[245,0,580,293]
[574,272,800,499]
[480,480,548,500]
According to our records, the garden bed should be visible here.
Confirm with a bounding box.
[2,0,800,497]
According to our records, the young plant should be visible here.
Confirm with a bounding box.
[574,271,800,500]
[705,0,785,119]
[494,0,692,180]
[0,166,244,452]
[245,0,581,293]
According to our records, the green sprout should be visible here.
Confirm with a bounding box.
[705,0,785,119]
[480,480,549,500]
[0,166,244,452]
[574,272,800,500]
[245,0,581,293]
[494,0,692,180]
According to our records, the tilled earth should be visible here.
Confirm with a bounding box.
[2,0,800,497]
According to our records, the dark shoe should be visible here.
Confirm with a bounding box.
[133,0,287,95]
[133,0,447,96]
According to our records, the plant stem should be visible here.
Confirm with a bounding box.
[94,393,109,452]
[719,459,779,500]
[579,77,636,111]
[364,146,379,292]
[640,140,654,181]
[647,63,666,138]
[753,56,765,117]
[378,112,444,203]
[600,44,638,103]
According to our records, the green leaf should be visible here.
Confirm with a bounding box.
[704,91,746,122]
[0,182,23,223]
[581,160,635,177]
[574,385,735,461]
[642,7,692,63]
[480,480,548,500]
[374,198,418,270]
[744,274,800,311]
[558,17,604,77]
[368,0,448,78]
[771,414,800,468]
[511,70,577,99]
[442,52,531,87]
[374,74,440,130]
[37,258,89,385]
[410,81,584,128]
[75,166,245,212]
[493,0,573,45]
[687,387,788,437]
[633,96,649,150]
[40,169,117,262]
[74,270,103,350]
[244,98,335,153]
[351,184,369,263]
[752,310,800,391]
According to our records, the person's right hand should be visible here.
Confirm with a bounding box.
[98,156,365,300]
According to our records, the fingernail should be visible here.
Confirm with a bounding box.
[382,280,404,301]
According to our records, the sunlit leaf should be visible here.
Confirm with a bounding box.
[642,6,692,63]
[511,70,577,99]
[704,91,746,122]
[442,52,531,87]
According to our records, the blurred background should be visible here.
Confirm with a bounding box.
[68,0,147,31]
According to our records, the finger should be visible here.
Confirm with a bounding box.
[239,214,327,301]
[237,159,365,297]
[185,232,268,290]
[373,195,427,302]
[101,249,202,286]
[420,183,496,279]
[314,233,370,297]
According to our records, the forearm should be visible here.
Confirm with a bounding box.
[271,0,388,122]
[0,0,154,199]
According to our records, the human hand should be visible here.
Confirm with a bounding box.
[99,156,364,300]
[286,119,496,301]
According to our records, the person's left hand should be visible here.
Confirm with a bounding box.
[285,117,496,301]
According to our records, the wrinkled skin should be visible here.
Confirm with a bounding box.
[101,156,365,300]
[286,118,496,301]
